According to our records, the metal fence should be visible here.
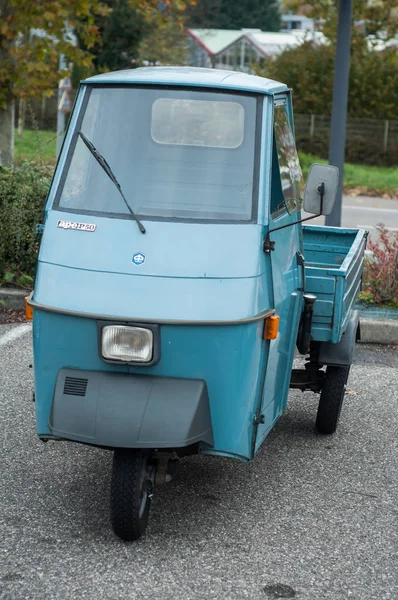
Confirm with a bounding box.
[294,114,398,166]
[18,92,77,132]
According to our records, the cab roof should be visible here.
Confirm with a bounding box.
[83,66,288,96]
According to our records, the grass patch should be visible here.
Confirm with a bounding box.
[299,151,398,197]
[344,162,398,195]
[14,129,56,164]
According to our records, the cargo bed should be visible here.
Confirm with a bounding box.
[303,225,367,343]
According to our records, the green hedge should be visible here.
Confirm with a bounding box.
[0,163,52,287]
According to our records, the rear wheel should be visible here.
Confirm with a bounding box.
[315,365,350,434]
[110,450,155,541]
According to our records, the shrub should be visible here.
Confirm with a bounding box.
[0,163,52,288]
[358,225,398,308]
[295,133,396,168]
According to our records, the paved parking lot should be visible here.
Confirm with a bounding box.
[1,324,397,600]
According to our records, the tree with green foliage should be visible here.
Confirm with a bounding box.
[99,0,145,70]
[188,0,281,31]
[261,0,398,120]
[137,1,189,65]
[283,0,398,43]
[257,0,398,165]
[261,41,398,120]
[75,0,145,74]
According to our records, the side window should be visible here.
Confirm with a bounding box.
[271,101,304,217]
[270,134,285,215]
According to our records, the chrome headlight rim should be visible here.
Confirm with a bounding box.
[97,321,161,367]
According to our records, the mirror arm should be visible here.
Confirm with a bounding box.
[318,181,325,213]
[263,181,325,254]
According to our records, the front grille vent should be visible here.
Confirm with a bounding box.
[64,376,88,397]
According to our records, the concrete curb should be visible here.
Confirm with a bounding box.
[0,289,27,311]
[358,318,398,346]
[1,289,397,345]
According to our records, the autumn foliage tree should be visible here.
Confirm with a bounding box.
[0,0,111,166]
[0,0,192,167]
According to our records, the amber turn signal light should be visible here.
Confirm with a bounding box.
[25,296,33,320]
[264,315,280,340]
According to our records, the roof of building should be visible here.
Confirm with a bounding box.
[245,30,326,57]
[187,29,247,55]
[84,66,288,95]
[186,28,327,59]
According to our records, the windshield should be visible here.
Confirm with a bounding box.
[55,86,259,223]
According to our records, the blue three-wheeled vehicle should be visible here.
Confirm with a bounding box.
[29,67,367,540]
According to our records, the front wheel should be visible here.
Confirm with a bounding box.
[110,450,155,541]
[315,365,350,434]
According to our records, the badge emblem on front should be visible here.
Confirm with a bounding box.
[132,253,145,265]
[57,220,96,232]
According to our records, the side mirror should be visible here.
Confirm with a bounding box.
[303,163,339,216]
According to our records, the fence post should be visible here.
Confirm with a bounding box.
[310,114,315,139]
[56,53,67,158]
[41,96,46,130]
[383,120,389,153]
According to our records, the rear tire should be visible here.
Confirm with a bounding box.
[110,450,154,541]
[315,365,350,434]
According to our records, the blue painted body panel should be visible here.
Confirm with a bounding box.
[39,212,266,279]
[252,91,303,451]
[33,309,266,460]
[31,67,365,463]
[32,77,281,461]
[303,225,367,343]
[34,259,272,324]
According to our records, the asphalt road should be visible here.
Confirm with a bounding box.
[305,195,398,237]
[1,324,397,600]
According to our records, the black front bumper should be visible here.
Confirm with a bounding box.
[49,369,213,448]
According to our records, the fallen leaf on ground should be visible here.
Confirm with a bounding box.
[345,388,358,396]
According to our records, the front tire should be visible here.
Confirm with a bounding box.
[315,365,350,434]
[110,450,155,541]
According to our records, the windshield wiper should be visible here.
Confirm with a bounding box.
[78,131,145,234]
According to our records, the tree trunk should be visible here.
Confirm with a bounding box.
[0,31,15,168]
[0,99,15,167]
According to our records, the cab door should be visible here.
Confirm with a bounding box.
[255,94,304,453]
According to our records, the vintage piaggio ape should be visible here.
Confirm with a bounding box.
[28,67,367,540]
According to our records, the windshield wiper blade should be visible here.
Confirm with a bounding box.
[78,131,145,234]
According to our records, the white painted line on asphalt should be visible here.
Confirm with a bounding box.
[0,323,32,347]
[357,224,398,231]
[345,205,398,213]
